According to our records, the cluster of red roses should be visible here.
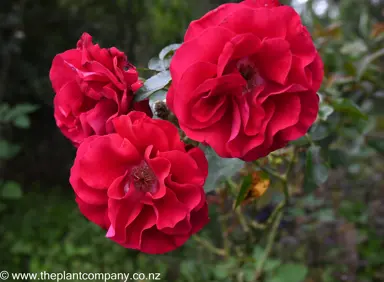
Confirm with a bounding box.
[49,0,323,254]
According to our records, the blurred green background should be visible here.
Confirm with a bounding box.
[0,0,383,281]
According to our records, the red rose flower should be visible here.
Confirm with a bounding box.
[167,0,323,161]
[50,33,152,146]
[69,111,209,254]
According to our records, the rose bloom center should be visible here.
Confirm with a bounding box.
[124,161,159,194]
[236,57,264,94]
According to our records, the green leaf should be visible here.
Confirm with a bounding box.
[303,146,329,193]
[11,104,39,114]
[291,136,309,146]
[314,208,335,222]
[213,258,237,280]
[269,263,308,282]
[202,146,245,193]
[0,103,10,121]
[148,57,167,71]
[328,149,348,168]
[147,44,180,72]
[159,44,181,60]
[310,123,330,141]
[340,40,367,56]
[367,137,384,155]
[252,246,264,260]
[1,181,23,199]
[180,261,198,281]
[264,259,282,272]
[319,104,334,121]
[5,104,38,122]
[13,115,31,128]
[357,48,384,80]
[314,162,329,185]
[235,174,253,208]
[302,194,324,208]
[134,71,171,102]
[358,10,370,39]
[0,140,21,160]
[149,89,167,103]
[331,98,368,120]
[243,265,258,282]
[303,147,316,193]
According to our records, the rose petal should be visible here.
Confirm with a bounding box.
[140,227,178,254]
[165,176,203,211]
[255,38,292,85]
[217,33,261,76]
[219,7,298,40]
[267,93,301,137]
[171,27,235,88]
[86,99,117,135]
[50,49,81,93]
[76,196,109,229]
[278,91,319,140]
[153,189,189,229]
[190,202,210,233]
[184,3,240,41]
[242,0,280,8]
[79,135,139,189]
[107,197,144,243]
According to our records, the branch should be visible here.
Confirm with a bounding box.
[282,146,297,204]
[192,235,227,257]
[255,160,285,182]
[252,147,297,280]
[254,209,283,280]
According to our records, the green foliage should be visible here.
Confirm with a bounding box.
[0,191,172,277]
[202,146,245,193]
[0,140,20,160]
[0,102,37,211]
[331,98,368,120]
[135,71,172,102]
[134,43,180,102]
[267,263,308,282]
[303,145,329,193]
[1,181,22,199]
[235,174,253,208]
[0,103,38,128]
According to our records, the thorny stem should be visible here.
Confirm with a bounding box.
[284,147,297,180]
[194,148,298,274]
[253,147,297,280]
[254,210,284,280]
[192,235,227,257]
[136,67,157,73]
[265,200,285,227]
[255,161,285,182]
[236,207,250,233]
[282,180,290,206]
[282,147,297,204]
[248,220,267,230]
[305,133,316,147]
[220,212,231,255]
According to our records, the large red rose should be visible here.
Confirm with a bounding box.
[50,33,151,146]
[69,111,209,254]
[167,0,323,161]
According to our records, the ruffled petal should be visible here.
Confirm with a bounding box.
[171,27,235,87]
[255,38,292,85]
[79,135,140,189]
[184,3,240,41]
